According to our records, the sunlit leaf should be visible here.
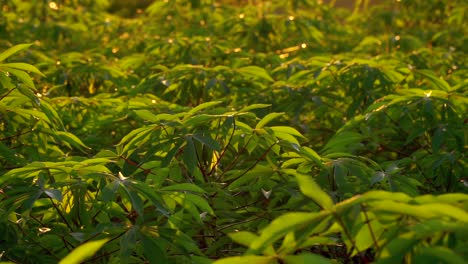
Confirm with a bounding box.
[237,66,274,82]
[0,63,45,77]
[58,239,109,264]
[256,112,284,129]
[0,43,33,62]
[283,253,332,264]
[283,169,334,210]
[213,256,274,264]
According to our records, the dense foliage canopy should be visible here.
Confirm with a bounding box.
[0,0,467,263]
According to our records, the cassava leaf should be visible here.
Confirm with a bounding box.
[284,169,334,210]
[0,43,33,62]
[256,112,284,129]
[237,66,274,82]
[58,239,109,264]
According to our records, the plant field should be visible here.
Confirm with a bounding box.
[0,0,467,263]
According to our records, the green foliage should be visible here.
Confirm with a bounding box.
[0,0,466,263]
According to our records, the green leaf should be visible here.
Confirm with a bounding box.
[239,104,271,112]
[249,211,329,254]
[188,101,223,114]
[213,256,274,264]
[228,231,259,248]
[229,232,276,258]
[422,203,468,221]
[0,71,14,88]
[0,62,45,77]
[16,83,40,106]
[283,253,332,264]
[284,170,334,210]
[58,238,109,264]
[273,131,300,144]
[101,180,120,202]
[44,189,63,202]
[321,132,363,154]
[186,193,214,214]
[229,165,274,190]
[377,232,418,263]
[56,131,90,152]
[40,100,65,129]
[0,43,33,62]
[370,200,433,219]
[415,69,451,91]
[353,215,383,256]
[118,126,154,146]
[193,133,221,151]
[270,126,305,138]
[120,226,138,262]
[183,114,218,127]
[5,68,36,89]
[414,246,466,264]
[160,183,206,193]
[237,66,274,82]
[130,181,170,216]
[360,191,411,203]
[121,182,145,217]
[190,256,213,264]
[256,112,284,129]
[134,109,160,122]
[296,146,325,169]
[182,137,198,175]
[141,235,168,264]
[119,126,155,156]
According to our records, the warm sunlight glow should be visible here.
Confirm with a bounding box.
[48,1,58,10]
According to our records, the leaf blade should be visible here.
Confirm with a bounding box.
[58,239,109,264]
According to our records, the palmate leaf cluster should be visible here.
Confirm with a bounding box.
[0,0,467,263]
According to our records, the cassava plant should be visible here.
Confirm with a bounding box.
[0,0,466,263]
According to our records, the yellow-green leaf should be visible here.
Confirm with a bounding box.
[0,43,33,62]
[59,239,109,264]
[213,256,274,264]
[256,112,284,129]
[284,170,334,210]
